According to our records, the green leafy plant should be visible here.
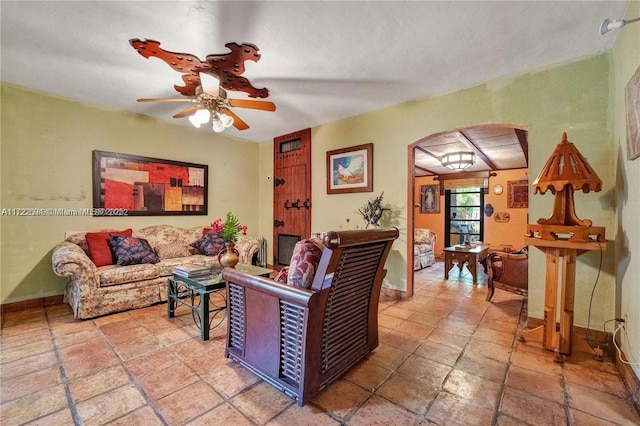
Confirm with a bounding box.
[211,212,247,243]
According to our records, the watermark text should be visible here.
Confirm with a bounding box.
[1,208,128,217]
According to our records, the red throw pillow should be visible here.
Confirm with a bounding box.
[85,229,133,267]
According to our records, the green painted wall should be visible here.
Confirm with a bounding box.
[612,0,640,380]
[261,52,618,330]
[0,84,261,302]
[2,46,634,342]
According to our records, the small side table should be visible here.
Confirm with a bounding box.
[443,244,490,284]
[168,264,273,340]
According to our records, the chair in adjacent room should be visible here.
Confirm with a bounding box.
[414,228,437,270]
[486,248,528,301]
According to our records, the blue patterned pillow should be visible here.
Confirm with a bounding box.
[190,232,226,256]
[110,235,160,266]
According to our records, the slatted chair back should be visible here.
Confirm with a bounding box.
[223,228,399,406]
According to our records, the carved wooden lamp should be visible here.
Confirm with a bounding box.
[522,132,606,361]
[528,132,605,243]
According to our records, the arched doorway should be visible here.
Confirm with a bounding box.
[407,124,529,297]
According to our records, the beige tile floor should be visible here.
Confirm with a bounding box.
[2,261,639,425]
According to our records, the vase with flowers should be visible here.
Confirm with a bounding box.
[211,212,247,268]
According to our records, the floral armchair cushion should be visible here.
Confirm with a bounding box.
[286,238,324,289]
[414,228,437,245]
[274,267,289,283]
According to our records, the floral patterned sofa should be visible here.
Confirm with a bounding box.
[52,225,260,319]
[414,228,437,270]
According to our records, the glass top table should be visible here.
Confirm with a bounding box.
[167,264,273,340]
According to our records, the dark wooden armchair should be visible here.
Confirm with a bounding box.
[486,250,528,301]
[222,228,399,406]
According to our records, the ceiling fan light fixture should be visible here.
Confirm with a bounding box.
[212,117,225,133]
[441,151,475,170]
[195,108,211,123]
[189,114,202,128]
[220,113,234,128]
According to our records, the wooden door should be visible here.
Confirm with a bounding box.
[273,129,311,269]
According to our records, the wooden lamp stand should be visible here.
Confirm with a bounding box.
[521,133,605,362]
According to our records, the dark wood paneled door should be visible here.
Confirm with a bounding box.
[273,129,311,270]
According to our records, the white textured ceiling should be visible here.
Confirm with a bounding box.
[0,1,628,142]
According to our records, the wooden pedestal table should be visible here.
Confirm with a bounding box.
[519,236,605,362]
[443,244,489,284]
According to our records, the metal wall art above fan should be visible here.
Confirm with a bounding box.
[130,39,276,132]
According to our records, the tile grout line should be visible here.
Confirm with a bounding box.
[110,312,261,425]
[92,318,174,426]
[46,309,84,426]
[492,296,527,426]
[376,279,503,424]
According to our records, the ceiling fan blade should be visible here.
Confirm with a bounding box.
[228,99,276,111]
[173,105,203,118]
[201,73,221,96]
[137,98,195,103]
[220,108,249,130]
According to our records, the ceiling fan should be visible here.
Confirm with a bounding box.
[136,76,276,132]
[130,39,276,132]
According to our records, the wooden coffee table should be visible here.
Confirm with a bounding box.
[168,264,273,340]
[443,245,490,284]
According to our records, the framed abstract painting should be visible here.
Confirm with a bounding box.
[92,150,208,216]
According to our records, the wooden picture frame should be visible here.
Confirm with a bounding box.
[507,179,528,209]
[420,184,440,213]
[326,143,373,194]
[626,65,640,161]
[92,150,208,216]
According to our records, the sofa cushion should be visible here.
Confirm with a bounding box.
[414,228,436,245]
[190,232,225,256]
[287,238,324,289]
[153,255,219,277]
[98,264,160,287]
[110,235,160,266]
[85,229,133,267]
[134,225,199,253]
[415,244,433,255]
[156,241,190,260]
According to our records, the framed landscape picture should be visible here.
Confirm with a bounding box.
[507,179,529,209]
[92,150,208,216]
[326,143,373,194]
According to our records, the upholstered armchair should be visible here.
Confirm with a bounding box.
[222,228,399,406]
[486,249,528,301]
[414,228,437,270]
